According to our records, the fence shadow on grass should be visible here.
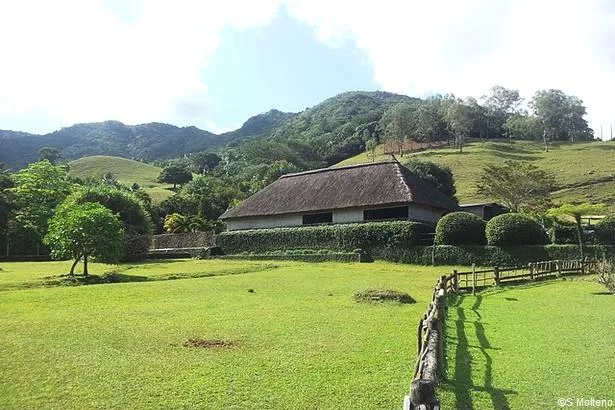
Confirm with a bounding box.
[445,293,516,410]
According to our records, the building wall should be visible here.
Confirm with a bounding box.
[225,204,446,230]
[225,214,302,231]
[409,204,445,224]
[332,208,364,223]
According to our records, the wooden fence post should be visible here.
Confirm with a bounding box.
[528,262,534,281]
[494,266,500,286]
[556,260,562,277]
[452,270,458,292]
[472,264,477,295]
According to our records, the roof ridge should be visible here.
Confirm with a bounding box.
[280,160,397,179]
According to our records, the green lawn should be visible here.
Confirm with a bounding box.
[0,259,455,409]
[69,155,174,204]
[336,140,615,210]
[439,277,615,409]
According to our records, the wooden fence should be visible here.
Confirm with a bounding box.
[403,259,598,409]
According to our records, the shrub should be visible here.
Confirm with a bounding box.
[596,260,615,294]
[550,222,578,244]
[486,213,549,246]
[215,221,431,254]
[435,212,486,245]
[595,216,615,245]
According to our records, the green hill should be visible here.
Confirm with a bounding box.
[336,140,615,209]
[69,156,173,204]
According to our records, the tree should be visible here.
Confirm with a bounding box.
[189,152,221,174]
[530,89,593,142]
[444,99,474,152]
[65,184,153,235]
[405,159,457,201]
[413,96,450,143]
[365,139,378,161]
[38,147,61,164]
[503,114,544,141]
[476,161,556,212]
[547,203,604,260]
[380,102,417,155]
[44,202,125,276]
[157,164,193,189]
[9,160,73,239]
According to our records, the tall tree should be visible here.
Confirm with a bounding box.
[189,152,221,174]
[530,89,593,142]
[9,160,73,239]
[476,161,556,212]
[444,99,474,152]
[380,102,418,155]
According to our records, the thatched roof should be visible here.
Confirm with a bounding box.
[220,161,459,219]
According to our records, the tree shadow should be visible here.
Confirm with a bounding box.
[445,293,516,409]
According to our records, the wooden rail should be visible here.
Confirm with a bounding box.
[403,259,598,409]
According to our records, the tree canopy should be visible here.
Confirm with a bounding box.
[476,161,556,212]
[157,164,193,189]
[44,202,125,276]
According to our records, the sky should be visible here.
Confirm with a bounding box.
[0,0,613,137]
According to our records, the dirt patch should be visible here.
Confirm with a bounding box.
[183,339,240,349]
[353,289,415,304]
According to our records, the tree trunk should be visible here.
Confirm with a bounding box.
[83,254,89,277]
[70,254,83,275]
[575,217,584,261]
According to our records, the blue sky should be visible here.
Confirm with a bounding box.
[0,1,613,135]
[202,10,378,130]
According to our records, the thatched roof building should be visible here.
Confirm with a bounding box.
[220,161,458,231]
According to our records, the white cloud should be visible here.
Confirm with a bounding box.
[1,0,613,135]
[0,0,281,131]
[286,0,615,135]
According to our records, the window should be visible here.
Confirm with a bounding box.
[363,206,409,221]
[302,212,333,225]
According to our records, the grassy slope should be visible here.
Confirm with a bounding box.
[336,140,615,209]
[439,278,615,409]
[0,259,456,410]
[69,155,173,204]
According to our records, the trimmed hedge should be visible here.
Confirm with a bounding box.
[374,245,615,266]
[216,249,368,263]
[435,212,486,245]
[486,213,548,246]
[550,222,578,244]
[215,221,431,254]
[595,216,615,245]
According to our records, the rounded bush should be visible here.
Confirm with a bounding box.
[435,212,486,245]
[486,213,548,246]
[595,216,615,245]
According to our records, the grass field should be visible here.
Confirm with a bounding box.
[0,259,456,409]
[69,156,173,203]
[336,140,615,210]
[2,260,613,409]
[439,278,615,409]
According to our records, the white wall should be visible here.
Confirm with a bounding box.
[409,204,445,224]
[225,214,302,231]
[332,208,363,223]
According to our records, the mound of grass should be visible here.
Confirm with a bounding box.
[354,289,415,304]
[69,155,174,203]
